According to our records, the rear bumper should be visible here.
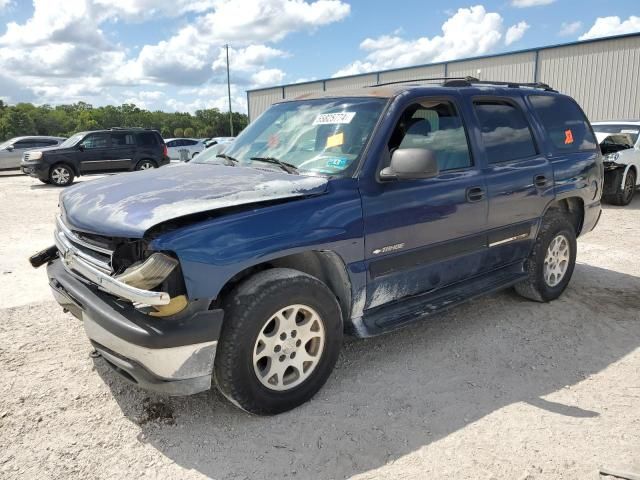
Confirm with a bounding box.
[47,259,223,395]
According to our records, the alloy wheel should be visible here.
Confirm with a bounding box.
[51,167,70,185]
[252,304,325,391]
[543,234,570,287]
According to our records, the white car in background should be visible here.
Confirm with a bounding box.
[592,121,640,205]
[204,136,235,148]
[164,138,205,162]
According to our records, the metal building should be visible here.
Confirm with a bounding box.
[246,32,640,122]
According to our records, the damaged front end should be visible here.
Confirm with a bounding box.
[33,214,223,396]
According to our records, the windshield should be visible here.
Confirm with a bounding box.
[593,124,639,145]
[192,142,233,164]
[0,138,16,149]
[59,133,85,148]
[222,97,387,176]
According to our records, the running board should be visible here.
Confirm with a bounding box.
[361,263,527,336]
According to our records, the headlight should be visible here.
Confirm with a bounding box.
[26,151,43,160]
[114,253,178,290]
[606,152,620,162]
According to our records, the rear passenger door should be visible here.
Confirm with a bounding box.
[109,132,137,170]
[471,98,554,269]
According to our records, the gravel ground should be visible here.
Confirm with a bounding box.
[1,171,639,480]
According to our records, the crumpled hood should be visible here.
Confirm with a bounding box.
[60,163,328,238]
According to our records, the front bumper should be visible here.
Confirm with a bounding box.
[47,259,224,396]
[20,160,49,179]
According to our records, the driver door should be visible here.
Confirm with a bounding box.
[78,133,112,173]
[359,96,489,310]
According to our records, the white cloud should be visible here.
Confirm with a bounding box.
[579,15,640,40]
[505,21,529,45]
[212,45,288,74]
[134,0,349,85]
[334,6,504,77]
[93,0,217,21]
[511,0,555,7]
[0,0,12,10]
[559,21,582,36]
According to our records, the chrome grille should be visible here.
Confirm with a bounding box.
[55,215,113,274]
[23,152,37,161]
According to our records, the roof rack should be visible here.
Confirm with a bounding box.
[109,127,155,131]
[369,77,470,87]
[443,76,556,91]
[370,76,556,91]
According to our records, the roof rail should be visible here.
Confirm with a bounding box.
[443,76,556,91]
[368,76,471,87]
[109,127,154,131]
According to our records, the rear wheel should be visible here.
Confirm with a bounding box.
[135,159,156,170]
[514,212,577,302]
[214,269,343,415]
[49,164,74,187]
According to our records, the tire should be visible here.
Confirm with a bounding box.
[214,268,343,415]
[49,164,75,187]
[514,212,577,302]
[135,159,157,171]
[609,169,636,206]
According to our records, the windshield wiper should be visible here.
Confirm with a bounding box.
[216,153,239,166]
[250,156,299,175]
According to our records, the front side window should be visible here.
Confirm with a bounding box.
[80,134,109,149]
[388,99,472,171]
[473,100,537,163]
[223,97,388,177]
[529,95,597,153]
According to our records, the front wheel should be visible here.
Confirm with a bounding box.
[514,212,577,302]
[214,269,343,415]
[49,164,75,187]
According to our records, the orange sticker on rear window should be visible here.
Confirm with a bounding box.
[326,132,344,148]
[564,129,574,145]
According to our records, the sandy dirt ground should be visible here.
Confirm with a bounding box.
[1,171,639,480]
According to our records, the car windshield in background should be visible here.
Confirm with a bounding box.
[59,133,84,148]
[222,97,388,176]
[593,124,640,145]
[192,142,233,164]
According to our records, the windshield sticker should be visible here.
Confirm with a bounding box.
[326,157,349,168]
[268,134,280,148]
[313,112,356,125]
[326,132,344,148]
[621,129,639,134]
[564,129,574,145]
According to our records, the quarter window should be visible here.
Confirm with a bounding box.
[473,101,537,163]
[138,132,159,146]
[389,99,472,171]
[529,95,597,152]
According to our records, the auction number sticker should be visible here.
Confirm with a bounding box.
[313,112,356,125]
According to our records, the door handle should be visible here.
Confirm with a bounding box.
[534,174,548,188]
[466,186,485,203]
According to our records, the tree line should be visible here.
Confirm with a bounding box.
[0,100,248,141]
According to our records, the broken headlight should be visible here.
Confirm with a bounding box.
[114,253,178,290]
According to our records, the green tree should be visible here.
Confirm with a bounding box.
[184,127,195,137]
[173,127,184,137]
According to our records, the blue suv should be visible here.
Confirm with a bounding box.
[32,79,603,414]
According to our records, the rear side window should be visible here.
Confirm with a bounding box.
[137,132,159,146]
[111,133,135,146]
[528,95,597,153]
[473,101,537,163]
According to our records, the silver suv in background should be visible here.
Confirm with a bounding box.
[0,136,66,171]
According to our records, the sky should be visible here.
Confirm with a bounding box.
[0,0,638,114]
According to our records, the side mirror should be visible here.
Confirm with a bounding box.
[380,148,439,181]
[6,145,14,152]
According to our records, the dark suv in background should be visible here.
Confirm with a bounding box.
[21,128,169,186]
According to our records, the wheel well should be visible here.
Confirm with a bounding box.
[215,251,352,323]
[51,161,78,176]
[545,197,584,235]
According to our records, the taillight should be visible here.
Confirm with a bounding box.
[163,144,168,157]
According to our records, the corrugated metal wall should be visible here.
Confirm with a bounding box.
[247,34,640,122]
